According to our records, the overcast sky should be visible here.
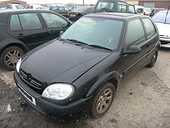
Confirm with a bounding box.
[22,0,98,4]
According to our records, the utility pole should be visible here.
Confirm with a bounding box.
[83,0,85,5]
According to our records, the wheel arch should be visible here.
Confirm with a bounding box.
[0,40,29,55]
[86,71,121,98]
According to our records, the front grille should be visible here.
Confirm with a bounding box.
[19,69,42,90]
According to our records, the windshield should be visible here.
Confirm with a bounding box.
[152,10,170,24]
[61,16,123,50]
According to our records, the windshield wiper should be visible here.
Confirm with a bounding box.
[65,39,89,46]
[60,38,112,51]
[88,44,112,51]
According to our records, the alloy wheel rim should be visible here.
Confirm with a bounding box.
[96,88,113,114]
[4,49,21,68]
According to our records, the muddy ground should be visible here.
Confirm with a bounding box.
[0,49,170,128]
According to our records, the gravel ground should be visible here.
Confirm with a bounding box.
[0,49,170,128]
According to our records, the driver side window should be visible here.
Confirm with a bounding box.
[126,19,145,46]
[41,13,68,29]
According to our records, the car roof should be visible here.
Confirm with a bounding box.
[85,12,148,20]
[0,9,53,14]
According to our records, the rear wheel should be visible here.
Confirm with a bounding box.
[90,83,116,118]
[0,46,24,70]
[146,51,158,68]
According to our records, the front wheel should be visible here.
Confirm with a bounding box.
[90,83,116,118]
[0,46,24,70]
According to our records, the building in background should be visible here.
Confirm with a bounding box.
[128,0,170,8]
[139,0,170,8]
[127,0,139,5]
[0,0,26,4]
[21,0,97,5]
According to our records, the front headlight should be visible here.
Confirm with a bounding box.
[42,83,74,100]
[16,58,22,72]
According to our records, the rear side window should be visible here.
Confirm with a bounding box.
[142,18,156,38]
[10,15,21,31]
[19,13,42,30]
[126,19,145,46]
[41,13,68,28]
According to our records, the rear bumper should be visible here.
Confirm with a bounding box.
[160,43,170,48]
[14,72,90,117]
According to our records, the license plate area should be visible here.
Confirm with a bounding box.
[18,86,36,106]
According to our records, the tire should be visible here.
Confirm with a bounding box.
[146,50,158,68]
[90,83,116,118]
[0,46,24,70]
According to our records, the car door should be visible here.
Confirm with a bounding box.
[113,18,147,77]
[12,13,48,49]
[40,12,70,40]
[142,18,158,50]
[136,18,158,67]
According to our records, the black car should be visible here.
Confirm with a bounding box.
[14,13,160,118]
[0,9,71,70]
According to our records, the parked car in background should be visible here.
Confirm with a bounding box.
[135,6,152,16]
[135,5,144,15]
[68,6,94,21]
[152,10,170,48]
[68,0,136,21]
[95,0,136,14]
[50,5,69,18]
[30,4,49,10]
[150,8,165,17]
[15,13,160,118]
[0,9,71,70]
[143,7,152,16]
[0,4,25,10]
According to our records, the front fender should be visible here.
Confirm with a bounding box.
[86,71,121,97]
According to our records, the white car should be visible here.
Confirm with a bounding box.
[152,10,170,48]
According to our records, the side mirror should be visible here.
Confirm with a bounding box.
[121,45,141,55]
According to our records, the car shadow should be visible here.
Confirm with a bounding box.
[0,64,10,72]
[159,47,170,52]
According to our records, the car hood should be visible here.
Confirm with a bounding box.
[21,40,110,84]
[155,23,170,36]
